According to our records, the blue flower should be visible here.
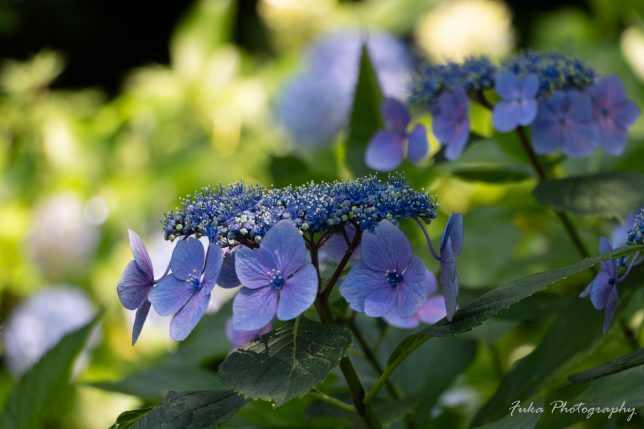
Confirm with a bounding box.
[492,70,539,132]
[439,214,463,321]
[431,86,471,160]
[383,269,446,328]
[626,208,644,246]
[225,318,272,351]
[149,238,223,341]
[588,76,641,156]
[117,230,155,345]
[340,220,427,318]
[218,251,241,288]
[232,220,318,330]
[531,90,599,158]
[365,98,428,171]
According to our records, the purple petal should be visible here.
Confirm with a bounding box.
[276,264,318,320]
[517,99,538,126]
[365,130,404,172]
[598,237,618,278]
[363,283,397,317]
[417,295,447,324]
[443,119,470,161]
[232,286,278,330]
[339,260,389,313]
[493,101,520,132]
[170,287,211,341]
[131,300,151,345]
[383,308,420,329]
[117,261,154,310]
[397,257,428,318]
[170,238,205,281]
[128,229,154,279]
[589,271,613,310]
[597,118,628,156]
[148,275,194,316]
[440,240,458,321]
[202,244,223,288]
[521,73,539,98]
[261,220,306,277]
[437,87,468,119]
[226,318,272,349]
[407,125,428,163]
[321,225,358,264]
[602,288,618,333]
[235,246,277,289]
[598,236,613,254]
[613,100,640,128]
[361,220,412,272]
[495,70,521,99]
[563,121,599,158]
[590,76,626,107]
[218,251,241,288]
[381,97,411,133]
[441,213,463,256]
[531,114,564,154]
[426,269,438,296]
[566,91,593,123]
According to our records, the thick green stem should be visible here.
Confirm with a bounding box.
[308,389,357,414]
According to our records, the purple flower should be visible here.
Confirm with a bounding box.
[232,220,318,330]
[149,238,223,341]
[492,70,539,132]
[340,220,427,318]
[225,318,272,351]
[383,269,447,328]
[365,98,428,171]
[588,76,641,156]
[580,238,619,333]
[117,230,155,345]
[431,86,470,160]
[439,214,463,321]
[217,250,240,288]
[531,90,599,158]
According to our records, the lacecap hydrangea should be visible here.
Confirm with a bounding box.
[118,176,465,346]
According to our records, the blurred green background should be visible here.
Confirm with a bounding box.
[1,0,644,428]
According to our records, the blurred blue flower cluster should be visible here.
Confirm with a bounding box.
[626,208,644,245]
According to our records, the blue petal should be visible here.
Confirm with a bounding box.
[516,99,538,126]
[363,282,397,318]
[562,121,599,158]
[602,287,618,334]
[128,229,154,279]
[531,104,564,155]
[417,295,447,324]
[320,225,358,264]
[597,119,628,156]
[521,73,539,98]
[613,100,640,128]
[407,125,428,164]
[232,286,278,330]
[276,264,318,320]
[361,220,412,273]
[170,287,211,341]
[148,275,194,316]
[493,101,519,132]
[440,239,458,321]
[365,130,404,172]
[235,246,277,289]
[381,97,411,133]
[131,299,151,345]
[117,260,153,310]
[589,271,613,310]
[339,260,388,313]
[261,220,306,277]
[443,120,470,161]
[218,251,240,288]
[566,91,593,123]
[202,244,223,289]
[383,309,420,329]
[225,318,272,349]
[495,69,521,99]
[170,238,205,281]
[397,257,428,318]
[440,213,463,256]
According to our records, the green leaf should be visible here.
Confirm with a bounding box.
[473,401,543,429]
[533,172,644,220]
[451,165,532,183]
[112,390,244,429]
[345,45,384,177]
[0,316,99,429]
[218,317,352,405]
[568,348,644,384]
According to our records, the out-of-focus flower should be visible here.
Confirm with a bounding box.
[531,90,599,158]
[233,221,317,330]
[492,70,539,132]
[225,318,272,351]
[3,286,96,377]
[588,76,640,156]
[365,98,428,171]
[383,270,447,328]
[149,238,223,341]
[276,29,414,150]
[415,0,514,62]
[431,87,470,160]
[340,220,427,318]
[626,208,644,246]
[620,26,644,82]
[439,214,463,321]
[320,224,360,265]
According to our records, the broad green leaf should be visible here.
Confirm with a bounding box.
[385,245,644,375]
[533,172,644,220]
[0,316,99,429]
[473,401,543,429]
[568,347,644,384]
[218,317,352,405]
[451,165,532,183]
[112,390,244,429]
[345,45,384,177]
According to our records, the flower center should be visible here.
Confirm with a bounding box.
[608,277,616,286]
[386,269,403,287]
[270,269,285,290]
[601,107,610,117]
[187,274,201,291]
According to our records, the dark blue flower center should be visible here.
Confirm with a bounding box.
[386,270,403,287]
[601,107,610,117]
[270,269,285,290]
[608,277,616,286]
[187,274,201,291]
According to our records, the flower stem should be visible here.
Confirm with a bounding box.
[321,228,362,297]
[307,389,357,414]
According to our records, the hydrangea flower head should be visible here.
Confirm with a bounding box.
[365,98,428,171]
[492,70,539,132]
[588,76,641,156]
[225,318,272,351]
[383,269,447,328]
[117,230,155,345]
[626,208,644,246]
[340,220,428,318]
[233,220,318,330]
[149,238,223,341]
[431,86,471,160]
[440,214,463,320]
[531,90,599,158]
